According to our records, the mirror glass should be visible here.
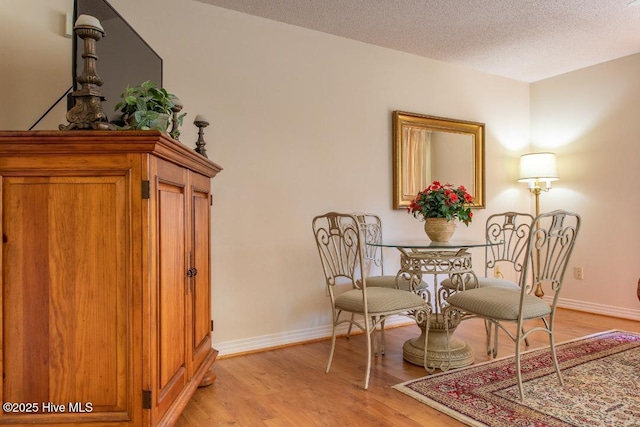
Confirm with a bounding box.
[393,111,485,209]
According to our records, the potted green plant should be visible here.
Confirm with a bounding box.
[114,80,185,139]
[408,181,473,241]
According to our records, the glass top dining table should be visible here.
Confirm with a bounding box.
[366,238,494,370]
[369,239,492,250]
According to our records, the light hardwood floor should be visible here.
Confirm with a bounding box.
[177,309,639,426]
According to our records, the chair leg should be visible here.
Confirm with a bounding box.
[443,307,453,372]
[371,316,379,356]
[422,308,430,372]
[488,322,524,357]
[484,319,493,355]
[515,342,525,400]
[363,317,373,389]
[523,326,530,347]
[380,318,386,355]
[549,332,564,386]
[346,313,355,339]
[326,319,338,374]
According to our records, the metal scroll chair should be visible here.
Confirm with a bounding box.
[440,212,534,355]
[348,213,428,355]
[441,212,534,291]
[312,212,431,389]
[354,212,427,291]
[444,210,580,400]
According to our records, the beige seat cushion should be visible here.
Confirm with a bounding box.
[366,275,427,292]
[440,276,520,291]
[445,287,551,321]
[335,287,426,314]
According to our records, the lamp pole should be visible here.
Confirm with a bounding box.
[518,152,559,298]
[530,183,543,297]
[533,187,541,218]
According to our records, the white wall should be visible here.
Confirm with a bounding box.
[106,0,531,354]
[0,0,73,130]
[530,53,640,319]
[2,0,635,356]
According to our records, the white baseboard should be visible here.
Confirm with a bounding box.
[553,297,640,321]
[214,316,414,357]
[214,299,640,357]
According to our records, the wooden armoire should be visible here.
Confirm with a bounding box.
[0,131,222,426]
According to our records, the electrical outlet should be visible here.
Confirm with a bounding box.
[574,266,584,280]
[494,264,502,278]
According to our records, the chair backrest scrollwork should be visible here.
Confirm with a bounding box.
[353,212,385,276]
[521,210,581,300]
[485,212,534,281]
[312,212,365,291]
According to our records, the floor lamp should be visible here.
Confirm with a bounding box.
[518,152,559,297]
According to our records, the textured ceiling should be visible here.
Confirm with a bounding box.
[194,0,640,82]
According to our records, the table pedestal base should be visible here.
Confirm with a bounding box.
[402,322,474,370]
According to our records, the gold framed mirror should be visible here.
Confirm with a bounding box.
[393,111,485,209]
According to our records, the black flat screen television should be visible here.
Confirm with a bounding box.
[72,0,163,122]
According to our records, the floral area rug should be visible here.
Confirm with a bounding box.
[394,330,640,427]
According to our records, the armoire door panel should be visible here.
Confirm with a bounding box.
[157,184,187,390]
[154,173,188,418]
[189,174,212,372]
[2,175,131,417]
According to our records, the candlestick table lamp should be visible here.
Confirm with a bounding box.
[170,97,184,140]
[194,115,210,158]
[60,14,110,130]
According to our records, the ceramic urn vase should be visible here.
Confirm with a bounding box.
[424,217,456,242]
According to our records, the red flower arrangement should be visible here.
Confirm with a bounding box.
[408,181,473,225]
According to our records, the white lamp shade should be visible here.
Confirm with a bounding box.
[518,152,559,182]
